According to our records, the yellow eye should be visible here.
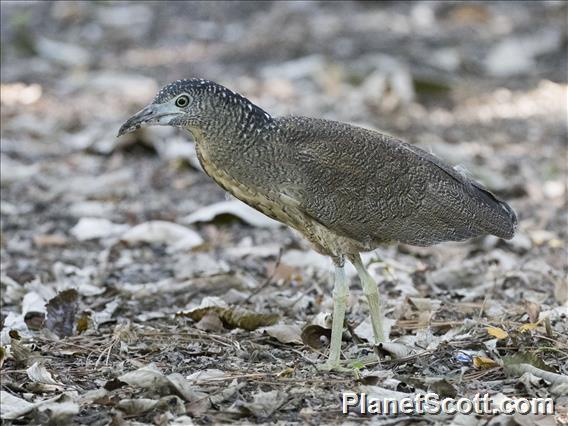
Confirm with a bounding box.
[175,95,189,108]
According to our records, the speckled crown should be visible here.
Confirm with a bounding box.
[152,78,272,121]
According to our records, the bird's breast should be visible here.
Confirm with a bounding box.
[195,141,299,227]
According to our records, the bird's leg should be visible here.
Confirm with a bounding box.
[318,258,349,371]
[351,254,386,344]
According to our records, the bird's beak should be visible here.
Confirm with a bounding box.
[117,103,182,137]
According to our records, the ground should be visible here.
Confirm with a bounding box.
[0,2,567,425]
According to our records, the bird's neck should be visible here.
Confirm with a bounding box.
[187,99,279,193]
[187,97,276,152]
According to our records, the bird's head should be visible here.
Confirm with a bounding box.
[117,78,272,138]
[117,79,206,137]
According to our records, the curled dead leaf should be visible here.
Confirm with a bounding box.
[300,324,331,349]
[178,305,278,331]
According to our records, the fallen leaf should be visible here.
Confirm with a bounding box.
[0,391,78,421]
[504,362,568,388]
[45,289,79,338]
[300,324,331,349]
[32,234,68,247]
[92,300,120,328]
[186,369,227,383]
[487,326,509,340]
[408,297,441,312]
[523,300,541,323]
[473,356,499,369]
[428,379,457,398]
[503,353,556,374]
[239,389,286,418]
[22,292,46,330]
[184,306,278,331]
[281,249,330,271]
[121,220,203,251]
[118,364,206,402]
[259,324,303,344]
[0,391,34,419]
[177,297,278,331]
[195,311,225,332]
[376,341,414,359]
[52,262,105,296]
[181,200,280,228]
[118,396,185,416]
[26,362,61,385]
[518,322,540,333]
[209,379,244,405]
[358,385,417,412]
[354,318,396,344]
[70,217,129,241]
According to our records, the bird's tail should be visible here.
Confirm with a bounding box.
[473,184,518,239]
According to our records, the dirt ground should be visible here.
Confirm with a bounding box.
[1,2,567,425]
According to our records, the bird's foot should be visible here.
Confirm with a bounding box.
[318,355,380,373]
[317,360,353,373]
[348,354,381,369]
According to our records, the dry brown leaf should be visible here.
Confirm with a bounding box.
[300,324,331,349]
[45,289,79,338]
[178,306,278,331]
[523,300,541,323]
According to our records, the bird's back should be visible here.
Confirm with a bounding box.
[274,116,517,247]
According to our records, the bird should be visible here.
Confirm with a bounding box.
[118,78,517,371]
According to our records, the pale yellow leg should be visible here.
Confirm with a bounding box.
[318,262,349,371]
[351,254,386,344]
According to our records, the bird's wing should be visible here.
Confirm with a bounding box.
[276,117,516,246]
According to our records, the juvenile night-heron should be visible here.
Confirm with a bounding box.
[118,78,517,370]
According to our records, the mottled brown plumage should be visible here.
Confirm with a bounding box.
[118,78,517,370]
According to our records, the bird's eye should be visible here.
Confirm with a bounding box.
[175,95,189,108]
